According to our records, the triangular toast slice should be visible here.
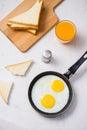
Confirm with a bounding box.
[0,81,13,104]
[10,24,37,34]
[7,22,38,30]
[8,22,37,34]
[27,29,37,34]
[10,23,37,34]
[5,60,33,76]
[8,0,43,26]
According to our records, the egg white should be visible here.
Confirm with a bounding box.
[31,75,69,113]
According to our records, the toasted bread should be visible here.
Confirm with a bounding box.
[5,60,33,76]
[0,81,13,104]
[8,0,43,26]
[8,22,37,34]
[7,22,38,30]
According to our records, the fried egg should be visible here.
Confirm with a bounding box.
[31,75,69,113]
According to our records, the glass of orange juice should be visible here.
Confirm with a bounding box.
[55,20,76,44]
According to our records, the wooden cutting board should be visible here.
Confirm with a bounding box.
[0,0,63,52]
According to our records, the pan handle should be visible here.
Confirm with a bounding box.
[64,51,87,79]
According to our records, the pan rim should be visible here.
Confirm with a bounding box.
[28,71,73,117]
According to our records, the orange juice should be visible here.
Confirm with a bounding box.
[55,20,76,44]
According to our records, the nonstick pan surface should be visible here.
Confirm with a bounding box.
[28,71,73,117]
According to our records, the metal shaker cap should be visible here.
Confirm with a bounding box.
[42,50,52,63]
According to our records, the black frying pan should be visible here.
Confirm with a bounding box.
[28,51,87,117]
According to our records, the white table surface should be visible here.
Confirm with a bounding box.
[0,0,87,130]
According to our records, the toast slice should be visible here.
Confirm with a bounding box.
[27,29,37,34]
[0,81,13,104]
[8,0,43,26]
[7,22,38,30]
[8,22,37,34]
[10,23,37,34]
[5,60,33,76]
[10,24,37,34]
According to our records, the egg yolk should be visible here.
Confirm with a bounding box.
[51,80,64,92]
[41,94,55,108]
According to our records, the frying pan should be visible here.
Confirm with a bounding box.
[28,51,87,117]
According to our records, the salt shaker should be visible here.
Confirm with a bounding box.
[42,50,52,63]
